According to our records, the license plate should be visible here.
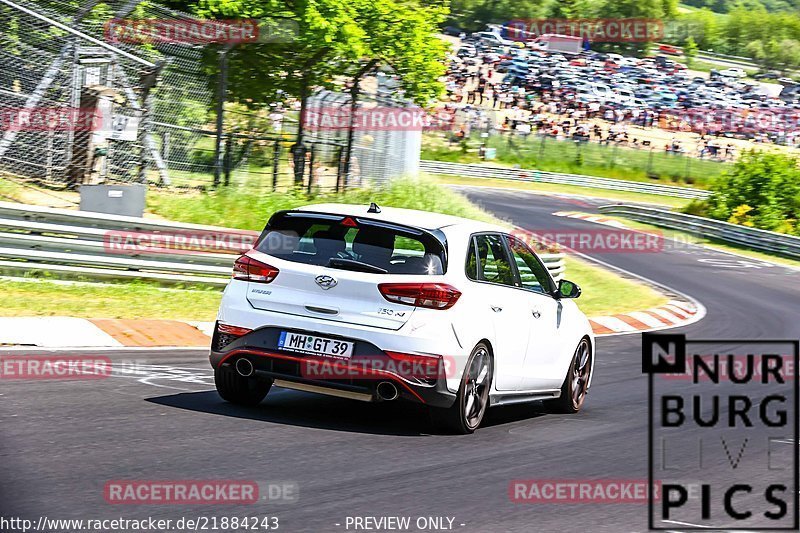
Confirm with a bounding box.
[278,331,354,359]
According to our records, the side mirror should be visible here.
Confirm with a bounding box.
[557,279,581,299]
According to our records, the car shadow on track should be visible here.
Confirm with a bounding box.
[482,402,549,428]
[147,389,553,436]
[146,388,433,436]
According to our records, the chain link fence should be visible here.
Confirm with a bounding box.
[0,0,422,194]
[0,0,149,186]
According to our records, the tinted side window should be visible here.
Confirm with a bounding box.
[467,234,515,286]
[507,236,555,294]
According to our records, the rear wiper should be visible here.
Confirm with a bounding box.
[326,258,388,274]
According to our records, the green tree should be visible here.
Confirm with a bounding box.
[745,39,766,64]
[701,151,800,235]
[683,35,698,66]
[187,0,447,107]
[448,0,550,31]
[182,0,447,182]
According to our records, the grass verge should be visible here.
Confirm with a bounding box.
[563,256,669,316]
[422,133,729,188]
[0,256,668,321]
[0,279,223,320]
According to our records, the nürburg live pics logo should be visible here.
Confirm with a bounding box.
[643,333,799,530]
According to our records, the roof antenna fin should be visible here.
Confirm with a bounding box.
[368,202,381,213]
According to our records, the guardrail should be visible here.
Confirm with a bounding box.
[598,204,800,260]
[0,201,566,285]
[420,160,711,200]
[0,201,249,286]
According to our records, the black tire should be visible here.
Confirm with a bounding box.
[214,365,273,406]
[430,342,493,434]
[548,338,592,414]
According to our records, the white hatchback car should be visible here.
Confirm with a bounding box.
[210,203,595,433]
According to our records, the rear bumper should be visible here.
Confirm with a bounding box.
[209,326,458,408]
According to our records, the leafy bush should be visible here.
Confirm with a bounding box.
[692,151,800,235]
[147,178,503,230]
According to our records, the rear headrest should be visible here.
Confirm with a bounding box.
[403,254,444,275]
[352,228,394,257]
[313,229,346,256]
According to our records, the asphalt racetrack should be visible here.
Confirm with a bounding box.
[2,187,798,532]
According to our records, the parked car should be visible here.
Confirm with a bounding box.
[658,44,681,55]
[719,68,748,79]
[443,26,465,37]
[472,31,522,48]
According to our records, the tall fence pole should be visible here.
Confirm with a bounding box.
[307,144,315,194]
[342,60,378,192]
[272,140,281,191]
[223,134,233,186]
[213,47,230,188]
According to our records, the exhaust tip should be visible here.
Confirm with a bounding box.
[235,357,254,377]
[376,381,399,401]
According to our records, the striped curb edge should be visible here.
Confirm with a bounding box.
[589,299,702,336]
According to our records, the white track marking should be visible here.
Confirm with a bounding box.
[668,300,697,313]
[663,304,691,319]
[648,308,684,324]
[0,317,123,347]
[591,316,638,332]
[628,311,669,328]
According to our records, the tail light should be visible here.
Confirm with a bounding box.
[217,323,253,337]
[377,283,461,310]
[233,255,279,283]
[213,322,252,351]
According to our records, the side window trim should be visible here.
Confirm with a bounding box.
[500,233,525,289]
[465,235,479,281]
[499,233,522,288]
[464,232,518,287]
[503,233,558,298]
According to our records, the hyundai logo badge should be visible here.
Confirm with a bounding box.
[315,275,337,290]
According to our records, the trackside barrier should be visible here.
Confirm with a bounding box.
[0,201,566,285]
[598,204,800,260]
[419,160,711,200]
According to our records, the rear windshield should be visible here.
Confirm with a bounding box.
[255,212,447,275]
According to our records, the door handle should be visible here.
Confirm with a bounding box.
[531,309,541,319]
[491,306,503,313]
